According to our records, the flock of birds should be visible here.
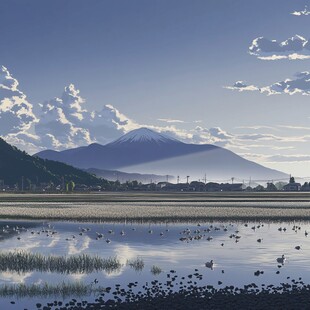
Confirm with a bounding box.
[0,221,308,281]
[177,222,307,274]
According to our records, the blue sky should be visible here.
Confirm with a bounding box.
[1,0,310,177]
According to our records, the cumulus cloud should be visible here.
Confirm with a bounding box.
[35,84,140,150]
[291,6,310,16]
[227,72,310,96]
[0,66,38,135]
[0,66,39,151]
[249,35,310,60]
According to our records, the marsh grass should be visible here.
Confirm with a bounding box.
[150,265,162,275]
[127,257,145,271]
[0,251,121,274]
[0,282,101,298]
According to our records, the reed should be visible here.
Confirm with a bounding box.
[0,251,121,274]
[127,257,145,271]
[150,265,162,275]
[0,282,101,298]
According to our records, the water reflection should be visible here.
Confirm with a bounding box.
[0,220,309,308]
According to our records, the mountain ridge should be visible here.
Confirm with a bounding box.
[0,138,102,187]
[36,128,289,182]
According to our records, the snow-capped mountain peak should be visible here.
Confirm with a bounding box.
[109,127,179,145]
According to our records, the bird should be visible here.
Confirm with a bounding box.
[205,260,214,269]
[276,255,285,264]
[96,232,103,239]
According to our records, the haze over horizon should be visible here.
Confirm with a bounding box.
[1,0,310,177]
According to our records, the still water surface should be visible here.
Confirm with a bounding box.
[0,219,309,309]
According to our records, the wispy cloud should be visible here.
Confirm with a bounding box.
[278,125,310,130]
[157,118,185,123]
[235,125,278,131]
[266,154,310,163]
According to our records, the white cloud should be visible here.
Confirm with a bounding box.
[249,35,310,60]
[35,84,140,150]
[291,6,310,16]
[278,125,310,130]
[224,81,259,92]
[235,125,277,130]
[0,66,39,151]
[157,118,185,123]
[0,66,38,135]
[227,72,310,96]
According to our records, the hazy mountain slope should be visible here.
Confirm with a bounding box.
[85,168,173,183]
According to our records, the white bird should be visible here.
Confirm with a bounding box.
[205,260,214,269]
[276,255,285,264]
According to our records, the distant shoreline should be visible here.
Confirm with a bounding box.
[0,192,309,222]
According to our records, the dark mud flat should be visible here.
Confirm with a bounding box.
[41,281,310,310]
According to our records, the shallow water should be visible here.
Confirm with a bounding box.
[0,219,310,309]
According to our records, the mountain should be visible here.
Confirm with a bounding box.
[0,138,101,186]
[84,168,173,183]
[36,128,289,182]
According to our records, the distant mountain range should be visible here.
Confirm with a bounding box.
[36,128,289,182]
[0,138,101,186]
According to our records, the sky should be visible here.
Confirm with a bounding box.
[1,0,310,177]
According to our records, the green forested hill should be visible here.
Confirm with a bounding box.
[0,138,102,186]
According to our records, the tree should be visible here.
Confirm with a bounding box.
[290,176,295,184]
[266,182,277,191]
[66,181,75,192]
[275,182,287,190]
[254,185,265,192]
[301,182,310,191]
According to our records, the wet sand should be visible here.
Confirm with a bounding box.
[0,192,309,221]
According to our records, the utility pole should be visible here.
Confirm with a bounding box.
[21,176,24,192]
[203,173,207,184]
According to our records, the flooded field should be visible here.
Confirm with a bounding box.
[0,217,310,309]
